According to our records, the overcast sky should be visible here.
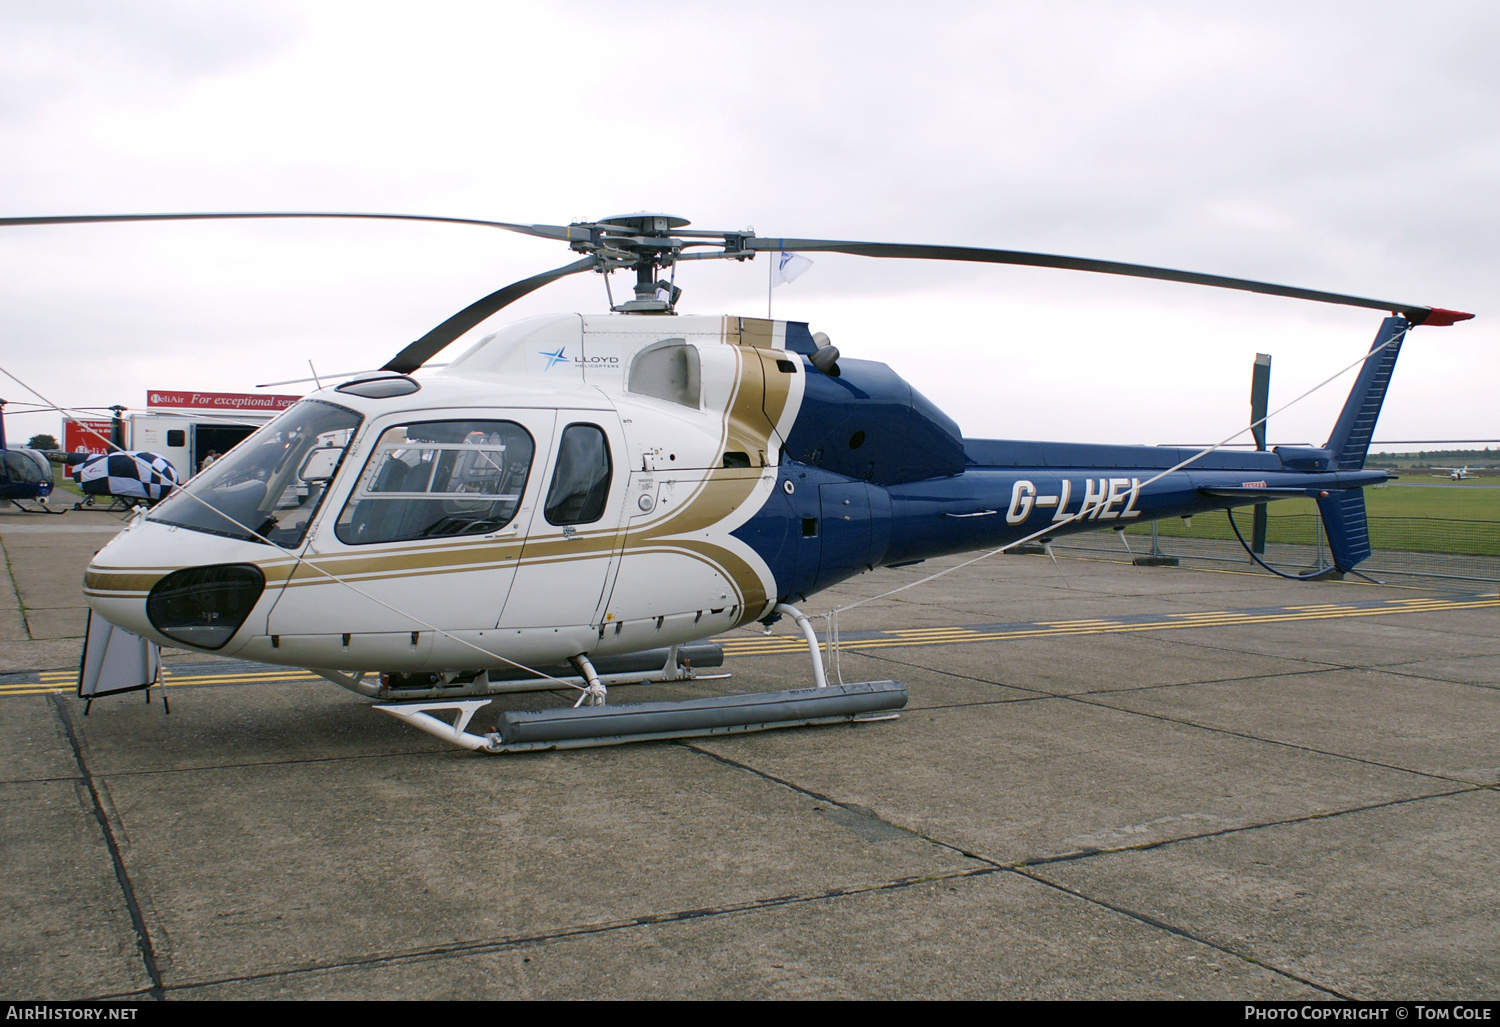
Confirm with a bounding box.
[1,1,1495,452]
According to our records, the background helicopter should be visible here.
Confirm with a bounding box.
[0,210,1474,752]
[0,398,180,512]
[0,399,58,511]
[65,406,181,511]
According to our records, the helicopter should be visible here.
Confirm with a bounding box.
[0,399,60,512]
[62,406,183,511]
[0,399,177,512]
[0,211,1474,752]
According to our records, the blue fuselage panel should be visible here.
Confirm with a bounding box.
[733,352,1386,604]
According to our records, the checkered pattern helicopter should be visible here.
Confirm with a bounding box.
[0,212,1474,751]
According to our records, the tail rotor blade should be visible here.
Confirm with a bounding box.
[1250,353,1271,451]
[1250,352,1272,555]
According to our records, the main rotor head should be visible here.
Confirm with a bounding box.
[562,213,753,313]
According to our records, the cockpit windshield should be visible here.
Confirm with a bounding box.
[147,400,362,547]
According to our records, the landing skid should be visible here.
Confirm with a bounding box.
[9,498,64,515]
[377,681,907,753]
[73,495,142,513]
[362,603,907,753]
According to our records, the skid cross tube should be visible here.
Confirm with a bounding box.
[774,603,829,689]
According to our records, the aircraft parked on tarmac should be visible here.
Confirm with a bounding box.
[0,399,58,512]
[59,407,183,512]
[0,211,1474,751]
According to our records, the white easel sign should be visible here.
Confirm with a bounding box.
[78,609,164,712]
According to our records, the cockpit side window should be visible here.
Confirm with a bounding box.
[626,339,700,409]
[544,423,612,525]
[335,420,534,545]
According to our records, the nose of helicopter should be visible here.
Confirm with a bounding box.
[84,519,275,653]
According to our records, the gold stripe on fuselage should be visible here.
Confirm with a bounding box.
[85,552,303,597]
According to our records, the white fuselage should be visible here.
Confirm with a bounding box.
[84,314,806,673]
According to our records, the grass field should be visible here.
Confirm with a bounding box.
[1125,482,1499,557]
[1364,480,1500,519]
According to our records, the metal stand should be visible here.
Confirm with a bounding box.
[1132,520,1179,567]
[145,683,169,714]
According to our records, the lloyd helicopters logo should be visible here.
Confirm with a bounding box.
[539,346,621,371]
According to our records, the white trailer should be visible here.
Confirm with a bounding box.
[124,409,273,479]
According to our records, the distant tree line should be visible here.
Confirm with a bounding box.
[1365,448,1498,469]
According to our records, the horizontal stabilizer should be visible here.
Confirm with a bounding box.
[1198,485,1354,500]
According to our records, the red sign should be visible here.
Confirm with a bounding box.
[64,419,115,456]
[147,389,301,412]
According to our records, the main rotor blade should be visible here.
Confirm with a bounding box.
[381,256,598,374]
[0,211,576,242]
[747,238,1473,326]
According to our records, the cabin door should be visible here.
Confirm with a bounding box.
[496,412,628,631]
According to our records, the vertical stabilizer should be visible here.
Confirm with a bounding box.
[1313,316,1407,573]
[1316,490,1373,572]
[1325,316,1407,470]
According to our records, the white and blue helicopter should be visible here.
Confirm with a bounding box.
[0,212,1474,751]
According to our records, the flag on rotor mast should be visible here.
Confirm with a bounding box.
[768,250,813,316]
